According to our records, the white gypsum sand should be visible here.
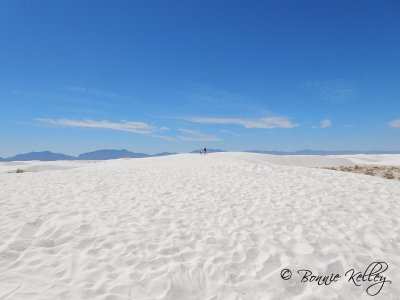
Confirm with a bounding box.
[337,154,400,166]
[0,152,399,299]
[0,160,98,174]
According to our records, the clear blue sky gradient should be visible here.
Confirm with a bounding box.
[1,0,400,156]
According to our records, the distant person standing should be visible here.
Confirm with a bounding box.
[203,147,207,155]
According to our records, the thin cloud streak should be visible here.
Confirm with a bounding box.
[220,129,242,137]
[150,134,177,141]
[388,119,400,128]
[178,85,267,113]
[303,80,355,104]
[62,86,129,101]
[312,118,332,129]
[178,128,221,142]
[37,118,163,135]
[184,117,298,129]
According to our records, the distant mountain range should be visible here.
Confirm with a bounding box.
[78,149,149,160]
[1,149,400,161]
[2,151,76,161]
[0,149,177,161]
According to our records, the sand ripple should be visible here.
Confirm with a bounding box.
[0,153,399,299]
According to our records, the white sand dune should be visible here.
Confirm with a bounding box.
[0,160,100,173]
[0,153,399,299]
[337,154,400,166]
[245,154,355,167]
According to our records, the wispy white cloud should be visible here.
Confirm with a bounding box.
[0,87,126,113]
[178,128,221,142]
[62,86,129,101]
[63,86,90,93]
[388,119,400,128]
[150,135,177,141]
[184,116,297,129]
[312,118,332,129]
[176,84,266,112]
[303,80,355,104]
[220,129,242,137]
[37,118,164,135]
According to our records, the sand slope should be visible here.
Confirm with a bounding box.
[0,153,399,299]
[337,154,400,166]
[0,160,97,173]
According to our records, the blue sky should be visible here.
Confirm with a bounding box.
[1,0,400,156]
